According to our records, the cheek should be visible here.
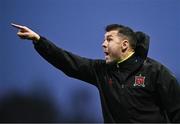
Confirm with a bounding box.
[109,43,121,55]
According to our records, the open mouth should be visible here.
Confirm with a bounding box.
[104,52,109,56]
[104,52,110,60]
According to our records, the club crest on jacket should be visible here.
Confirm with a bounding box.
[134,74,145,87]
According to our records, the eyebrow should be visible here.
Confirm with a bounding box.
[105,35,113,38]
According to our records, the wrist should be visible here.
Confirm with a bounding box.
[33,34,40,43]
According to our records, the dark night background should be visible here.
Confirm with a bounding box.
[0,0,180,122]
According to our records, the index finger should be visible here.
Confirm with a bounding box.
[11,23,25,29]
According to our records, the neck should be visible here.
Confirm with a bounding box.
[118,50,135,64]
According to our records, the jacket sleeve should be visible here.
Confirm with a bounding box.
[156,66,180,122]
[33,36,100,86]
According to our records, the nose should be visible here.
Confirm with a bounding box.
[102,40,107,48]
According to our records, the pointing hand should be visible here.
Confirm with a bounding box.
[11,23,40,41]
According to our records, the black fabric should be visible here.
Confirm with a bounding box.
[135,31,150,59]
[33,37,180,123]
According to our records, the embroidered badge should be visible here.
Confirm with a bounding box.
[134,74,145,87]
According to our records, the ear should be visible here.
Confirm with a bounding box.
[121,40,129,51]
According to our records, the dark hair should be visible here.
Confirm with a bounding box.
[105,24,137,49]
[105,24,150,59]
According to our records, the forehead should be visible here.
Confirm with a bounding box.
[104,30,119,38]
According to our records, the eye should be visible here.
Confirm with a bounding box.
[107,38,112,42]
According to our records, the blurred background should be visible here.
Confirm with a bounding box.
[0,0,180,122]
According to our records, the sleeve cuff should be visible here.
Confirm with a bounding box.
[32,36,45,45]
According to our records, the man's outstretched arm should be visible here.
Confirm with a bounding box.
[12,23,101,86]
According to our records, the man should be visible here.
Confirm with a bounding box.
[12,23,180,122]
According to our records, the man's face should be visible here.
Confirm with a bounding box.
[102,30,125,63]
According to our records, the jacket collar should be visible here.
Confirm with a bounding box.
[107,54,144,72]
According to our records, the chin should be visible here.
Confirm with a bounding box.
[105,59,112,64]
[105,57,118,64]
[105,56,115,63]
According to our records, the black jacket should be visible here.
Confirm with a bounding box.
[33,37,180,123]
